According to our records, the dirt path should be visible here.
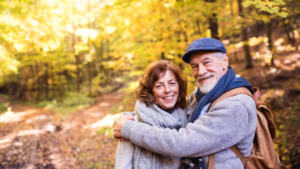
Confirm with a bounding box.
[0,92,126,169]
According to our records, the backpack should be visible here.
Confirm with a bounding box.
[207,87,288,169]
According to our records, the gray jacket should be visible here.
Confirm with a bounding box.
[121,92,257,169]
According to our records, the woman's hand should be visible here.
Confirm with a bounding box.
[113,114,134,140]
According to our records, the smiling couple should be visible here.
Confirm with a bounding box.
[114,37,257,169]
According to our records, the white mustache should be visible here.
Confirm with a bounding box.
[196,72,216,81]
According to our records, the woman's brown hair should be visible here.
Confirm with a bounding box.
[135,60,187,109]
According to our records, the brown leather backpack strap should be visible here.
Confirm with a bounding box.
[230,146,247,166]
[210,87,253,109]
[252,87,261,102]
[209,146,249,169]
[208,154,215,169]
[207,147,248,169]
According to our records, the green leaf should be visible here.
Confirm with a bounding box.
[255,4,262,8]
[278,12,288,18]
[128,70,144,76]
[270,7,279,13]
[274,0,285,5]
[261,6,269,11]
[242,1,253,7]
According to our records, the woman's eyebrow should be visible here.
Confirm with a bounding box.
[155,81,163,85]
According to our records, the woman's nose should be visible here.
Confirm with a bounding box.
[164,85,170,93]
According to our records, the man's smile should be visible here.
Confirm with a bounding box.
[199,75,213,82]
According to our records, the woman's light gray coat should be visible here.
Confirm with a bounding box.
[115,100,188,169]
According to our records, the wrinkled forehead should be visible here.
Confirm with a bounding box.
[189,51,217,63]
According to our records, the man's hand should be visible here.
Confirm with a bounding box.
[113,114,134,140]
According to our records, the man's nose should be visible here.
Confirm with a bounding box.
[198,64,207,76]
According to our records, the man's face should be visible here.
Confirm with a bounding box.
[189,51,228,94]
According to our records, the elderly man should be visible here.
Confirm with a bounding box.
[114,37,257,169]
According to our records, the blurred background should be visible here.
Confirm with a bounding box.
[0,0,299,168]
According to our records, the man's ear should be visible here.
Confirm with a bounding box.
[222,54,229,70]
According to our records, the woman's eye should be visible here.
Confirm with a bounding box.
[156,85,161,88]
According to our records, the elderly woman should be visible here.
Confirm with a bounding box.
[115,60,190,169]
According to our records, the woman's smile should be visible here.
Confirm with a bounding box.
[162,96,174,100]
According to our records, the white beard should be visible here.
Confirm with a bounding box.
[196,72,217,94]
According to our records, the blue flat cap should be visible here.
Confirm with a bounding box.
[182,37,227,63]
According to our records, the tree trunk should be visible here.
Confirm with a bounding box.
[232,35,239,63]
[96,41,103,73]
[284,24,295,45]
[161,52,165,59]
[87,61,92,96]
[238,0,253,68]
[242,28,253,68]
[208,15,219,40]
[75,53,80,93]
[177,54,184,69]
[73,1,80,93]
[230,0,238,63]
[60,72,65,96]
[80,53,87,92]
[254,21,260,52]
[196,20,201,35]
[266,20,274,66]
[44,63,49,99]
[17,75,26,99]
[87,0,92,96]
[29,64,37,100]
[205,0,219,39]
[35,61,41,101]
[50,65,54,99]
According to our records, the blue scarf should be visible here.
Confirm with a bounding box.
[189,67,253,123]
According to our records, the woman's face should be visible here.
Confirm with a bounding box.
[152,70,179,110]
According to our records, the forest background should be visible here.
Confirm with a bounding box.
[0,0,300,168]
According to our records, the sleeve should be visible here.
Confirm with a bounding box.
[121,97,255,158]
[123,111,136,116]
[115,114,140,169]
[115,141,135,169]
